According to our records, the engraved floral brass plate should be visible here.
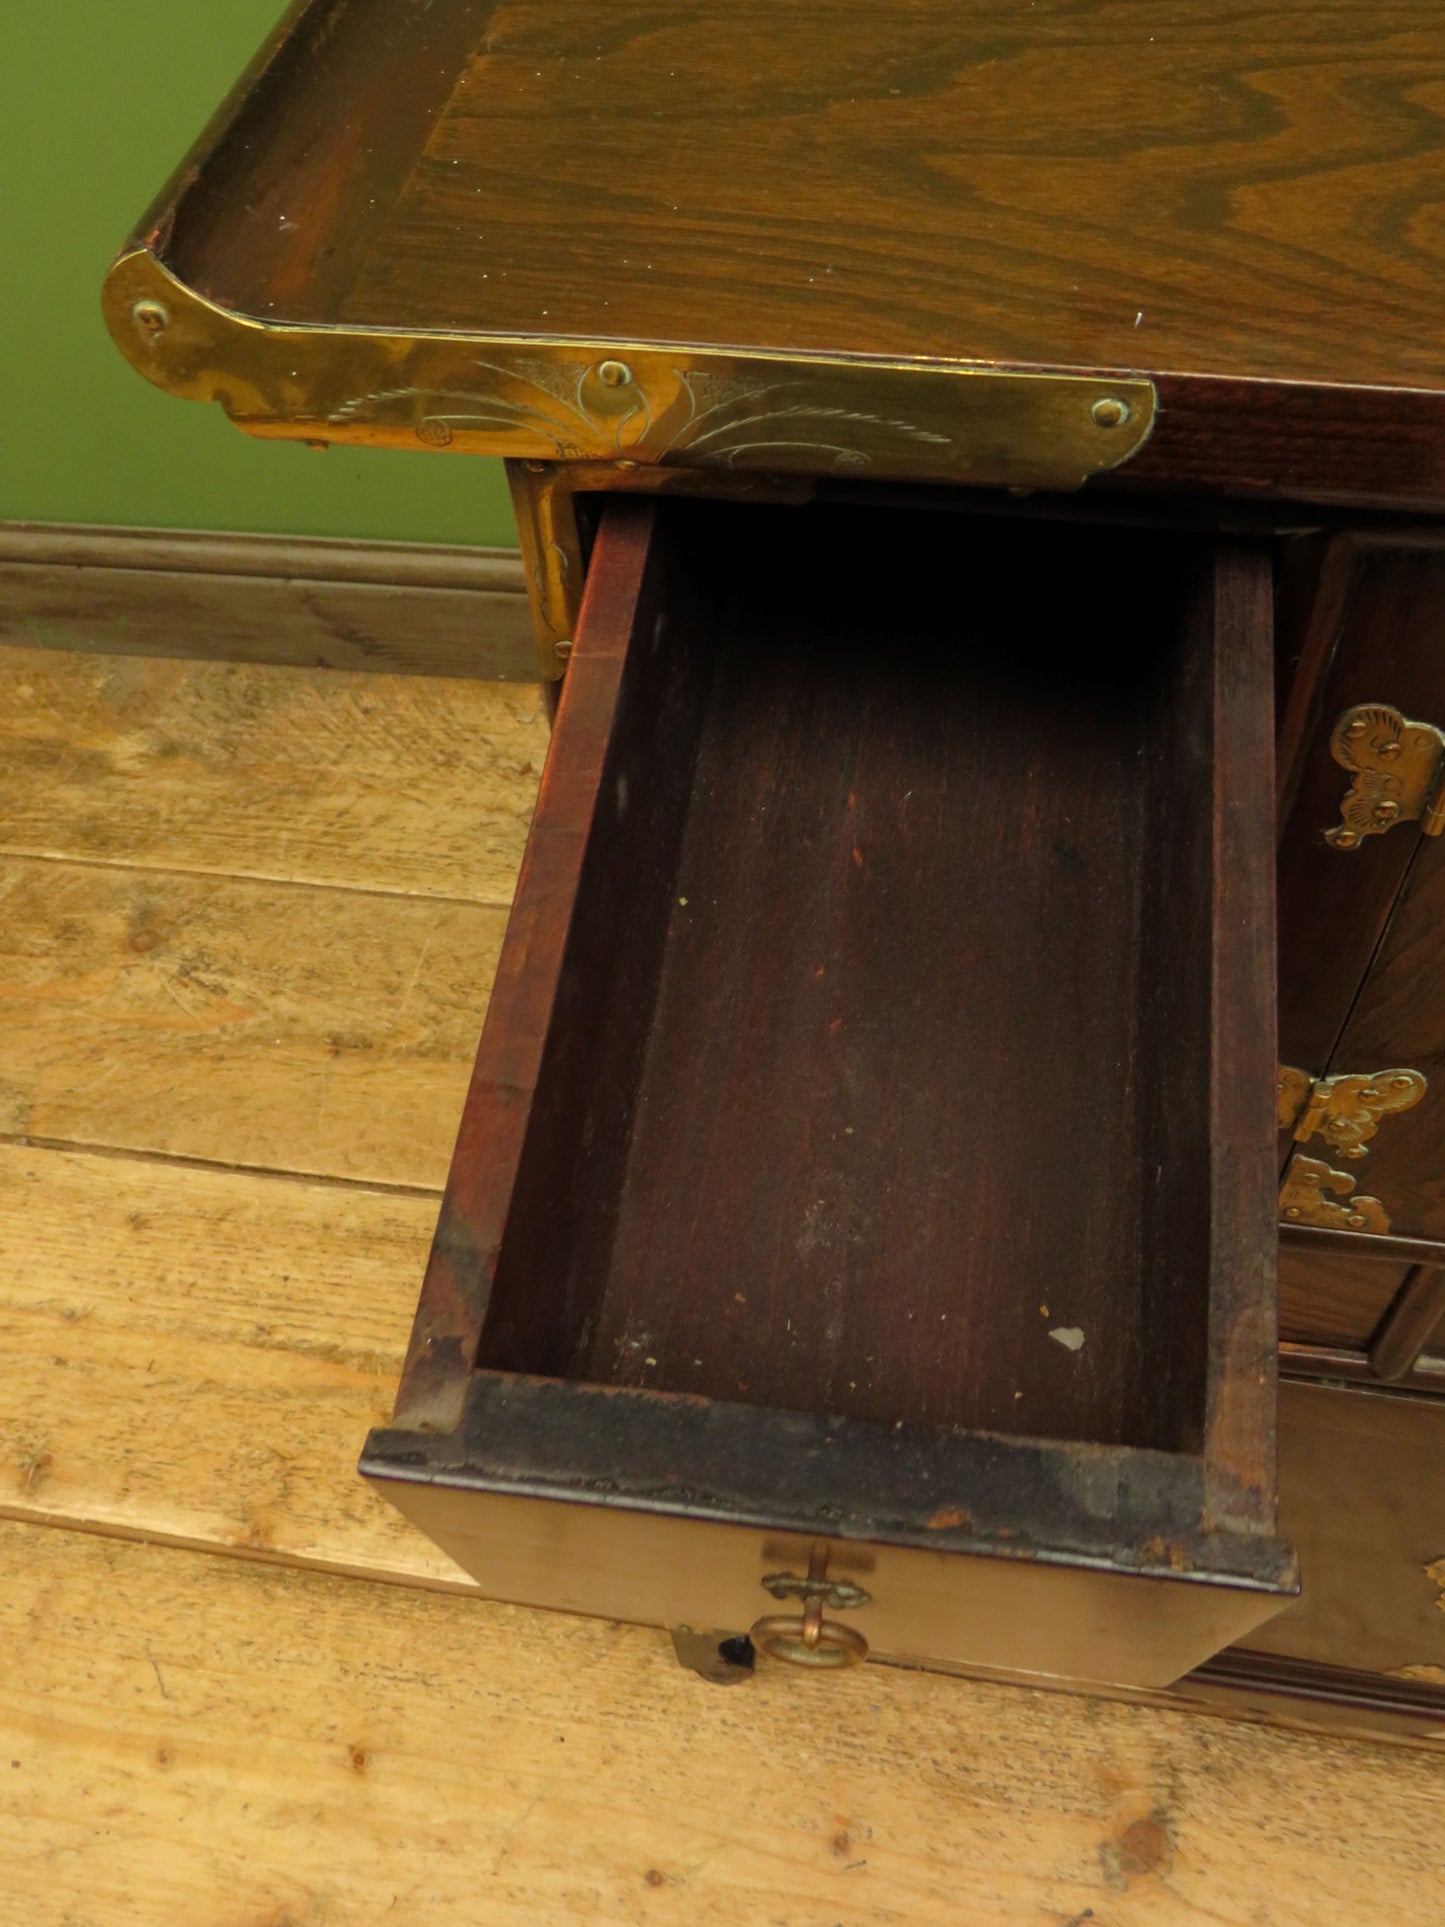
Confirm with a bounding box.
[1279,1155,1392,1234]
[1325,704,1445,848]
[1277,1063,1427,1160]
[103,250,1157,492]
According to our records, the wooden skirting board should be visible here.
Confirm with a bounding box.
[0,521,536,680]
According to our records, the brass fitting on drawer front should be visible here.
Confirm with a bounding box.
[750,1612,868,1669]
[752,1543,870,1668]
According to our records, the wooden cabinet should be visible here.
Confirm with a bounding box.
[102,0,1445,1735]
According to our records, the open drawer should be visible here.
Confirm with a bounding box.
[362,495,1296,1688]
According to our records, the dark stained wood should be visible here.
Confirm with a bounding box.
[1326,832,1445,1247]
[1279,1341,1445,1392]
[391,496,668,1429]
[366,494,1291,1685]
[368,493,1291,1690]
[160,0,495,322]
[1282,1220,1445,1269]
[1277,537,1445,1076]
[170,0,1445,396]
[1369,1265,1445,1381]
[1274,533,1355,826]
[471,501,1274,1460]
[476,517,719,1388]
[371,1372,1293,1591]
[1201,534,1279,1523]
[1278,1245,1408,1350]
[1273,535,1445,1272]
[1277,536,1445,1340]
[1117,378,1445,517]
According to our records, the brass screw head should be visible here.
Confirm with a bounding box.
[1091,396,1130,428]
[1346,1211,1367,1228]
[1373,800,1401,823]
[554,638,573,663]
[597,359,633,388]
[1347,717,1369,738]
[1378,740,1402,759]
[1332,829,1359,849]
[132,299,169,336]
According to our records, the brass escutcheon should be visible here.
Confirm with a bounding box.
[761,1570,872,1611]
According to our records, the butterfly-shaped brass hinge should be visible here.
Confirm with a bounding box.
[1325,704,1445,848]
[1277,1062,1427,1232]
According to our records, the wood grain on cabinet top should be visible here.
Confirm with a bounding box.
[133,0,1445,392]
[104,0,1445,507]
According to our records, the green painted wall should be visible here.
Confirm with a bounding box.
[0,2,516,546]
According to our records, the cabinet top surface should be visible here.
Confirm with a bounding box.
[123,0,1445,389]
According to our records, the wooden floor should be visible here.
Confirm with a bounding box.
[1,641,1442,1924]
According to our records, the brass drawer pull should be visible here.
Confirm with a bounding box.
[753,1543,869,1666]
[750,1613,868,1669]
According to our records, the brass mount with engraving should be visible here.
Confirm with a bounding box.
[105,251,1157,491]
[1277,1063,1428,1233]
[1325,704,1445,848]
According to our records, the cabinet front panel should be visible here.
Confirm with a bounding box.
[1278,535,1445,1371]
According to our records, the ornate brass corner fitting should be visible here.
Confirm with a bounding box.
[1325,704,1445,849]
[1277,1063,1427,1160]
[1279,1155,1392,1234]
[103,249,1157,492]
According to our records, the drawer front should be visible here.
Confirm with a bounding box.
[371,1474,1286,1694]
[366,1377,1445,1735]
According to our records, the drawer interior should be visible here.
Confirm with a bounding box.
[475,497,1256,1457]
